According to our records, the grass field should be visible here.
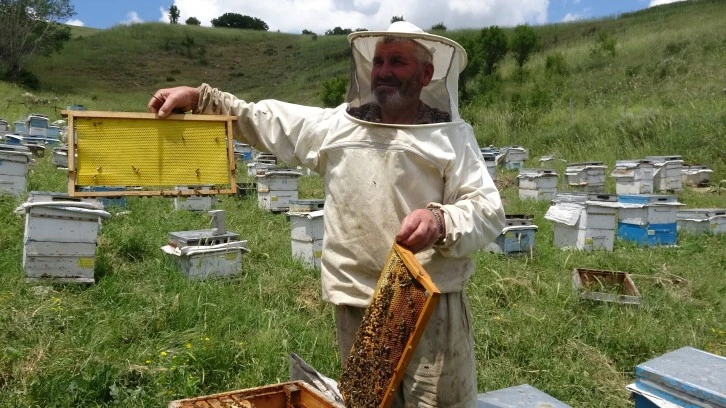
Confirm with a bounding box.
[1,0,725,406]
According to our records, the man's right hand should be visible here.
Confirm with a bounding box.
[147,86,200,118]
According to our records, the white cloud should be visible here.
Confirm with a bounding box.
[120,11,143,25]
[648,0,687,7]
[159,6,170,23]
[171,0,549,34]
[65,19,85,27]
[561,12,584,22]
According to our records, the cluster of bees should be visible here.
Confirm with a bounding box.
[339,255,427,407]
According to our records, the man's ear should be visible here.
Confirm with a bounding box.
[421,62,434,86]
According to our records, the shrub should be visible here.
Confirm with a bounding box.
[545,52,569,76]
[320,75,347,107]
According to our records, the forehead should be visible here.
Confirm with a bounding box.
[373,40,417,59]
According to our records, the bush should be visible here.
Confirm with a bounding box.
[320,75,347,107]
[545,52,569,76]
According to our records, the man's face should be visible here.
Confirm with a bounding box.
[371,41,432,110]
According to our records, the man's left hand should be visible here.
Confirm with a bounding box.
[396,209,440,253]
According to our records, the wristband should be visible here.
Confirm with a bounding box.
[427,208,445,245]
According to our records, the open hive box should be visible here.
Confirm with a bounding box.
[168,381,342,408]
[572,268,641,305]
[338,244,441,408]
[62,111,237,197]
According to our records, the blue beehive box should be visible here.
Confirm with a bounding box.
[477,384,572,408]
[630,346,726,408]
[618,194,680,246]
[488,215,537,255]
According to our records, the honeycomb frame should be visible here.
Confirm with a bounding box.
[338,243,441,408]
[62,110,237,197]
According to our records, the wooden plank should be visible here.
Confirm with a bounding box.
[61,110,235,121]
[66,113,76,194]
[226,119,237,195]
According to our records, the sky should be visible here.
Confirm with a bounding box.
[65,0,689,34]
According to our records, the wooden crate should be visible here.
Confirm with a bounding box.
[62,111,237,198]
[572,268,641,305]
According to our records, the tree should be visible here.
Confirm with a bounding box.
[480,26,508,75]
[185,16,200,26]
[302,29,315,35]
[211,13,268,31]
[390,15,404,23]
[324,26,352,36]
[0,0,75,84]
[168,4,180,24]
[431,22,446,31]
[509,24,540,68]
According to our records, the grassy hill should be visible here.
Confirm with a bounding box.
[1,1,725,406]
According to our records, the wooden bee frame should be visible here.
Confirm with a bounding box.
[338,243,441,408]
[62,111,237,197]
[168,381,342,408]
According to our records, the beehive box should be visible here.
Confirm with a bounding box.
[618,195,681,245]
[338,244,440,408]
[289,210,324,270]
[501,146,528,170]
[0,119,8,132]
[611,160,655,195]
[565,162,607,192]
[681,164,713,187]
[487,215,538,255]
[645,155,684,192]
[572,268,641,305]
[173,186,214,211]
[677,208,726,235]
[477,384,572,408]
[629,347,726,408]
[0,148,32,196]
[481,152,497,181]
[289,199,325,213]
[62,111,237,198]
[517,168,558,201]
[546,193,618,252]
[162,242,249,280]
[20,201,110,283]
[291,237,323,270]
[168,380,343,408]
[51,146,69,168]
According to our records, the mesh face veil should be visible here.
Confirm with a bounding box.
[346,21,468,121]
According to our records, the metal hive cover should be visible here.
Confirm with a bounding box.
[338,244,440,408]
[168,229,240,247]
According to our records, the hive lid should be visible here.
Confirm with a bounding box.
[635,347,726,407]
[168,229,240,247]
[477,384,572,408]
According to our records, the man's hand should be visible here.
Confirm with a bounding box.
[146,86,200,118]
[395,208,442,253]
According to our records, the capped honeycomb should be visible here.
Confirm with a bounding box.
[62,111,237,197]
[338,244,440,408]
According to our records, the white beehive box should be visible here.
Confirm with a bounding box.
[0,148,32,196]
[565,162,607,192]
[291,236,323,270]
[546,193,618,252]
[677,208,726,235]
[645,155,684,192]
[611,160,655,195]
[501,146,529,170]
[25,114,48,137]
[487,215,538,255]
[481,152,497,181]
[257,169,302,212]
[51,146,69,168]
[517,168,558,201]
[162,242,249,280]
[681,165,713,187]
[18,201,110,283]
[173,186,214,211]
[618,194,682,225]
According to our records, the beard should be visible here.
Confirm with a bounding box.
[372,76,422,110]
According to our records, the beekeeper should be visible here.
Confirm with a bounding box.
[149,21,505,407]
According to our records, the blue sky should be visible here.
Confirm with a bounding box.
[66,0,688,34]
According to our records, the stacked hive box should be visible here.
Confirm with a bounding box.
[18,200,110,283]
[611,160,655,195]
[627,347,726,408]
[564,162,607,192]
[677,208,726,235]
[174,186,213,211]
[617,194,682,246]
[645,155,684,192]
[477,384,572,408]
[257,169,302,212]
[481,151,497,181]
[517,168,558,200]
[288,199,325,270]
[681,164,713,187]
[500,146,528,170]
[51,146,69,167]
[0,144,32,196]
[546,192,619,252]
[487,214,538,256]
[162,211,250,280]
